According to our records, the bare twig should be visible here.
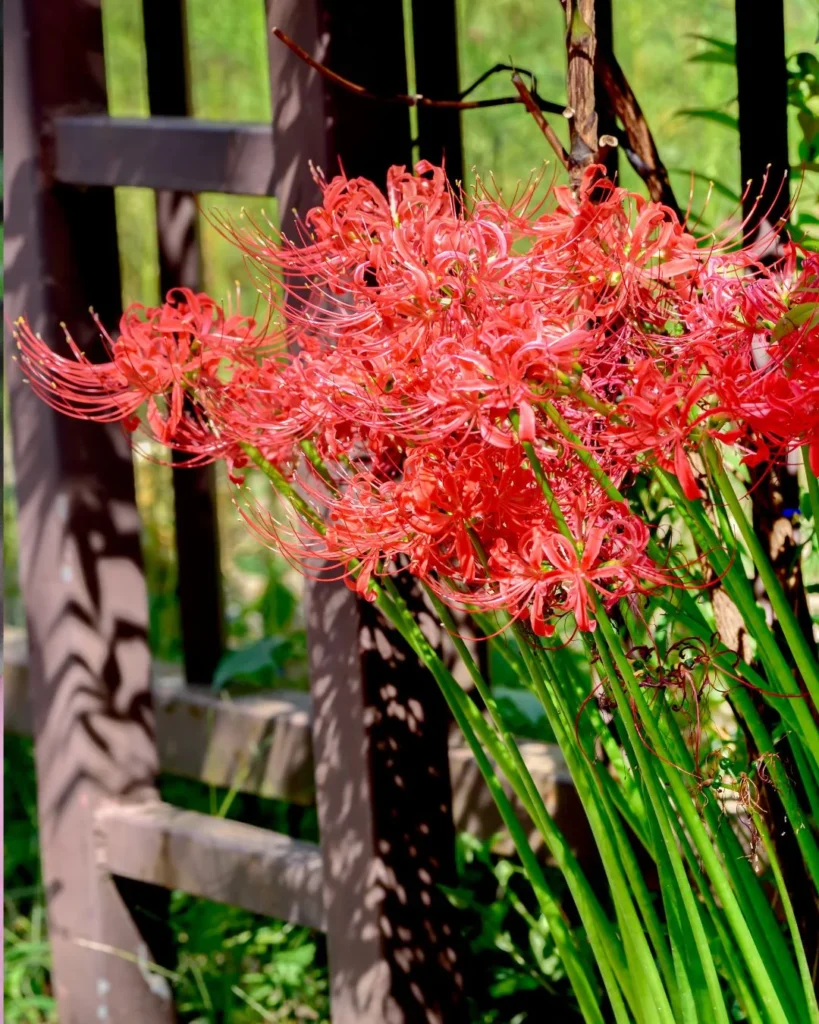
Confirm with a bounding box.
[273,23,679,212]
[459,63,563,116]
[272,28,565,116]
[511,73,570,170]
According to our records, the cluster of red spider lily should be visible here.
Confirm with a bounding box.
[15,161,819,637]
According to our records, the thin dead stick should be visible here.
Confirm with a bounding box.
[273,23,674,204]
[511,73,570,170]
[272,27,565,115]
[594,48,681,216]
[459,62,564,115]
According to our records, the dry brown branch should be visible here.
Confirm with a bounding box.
[273,23,680,212]
[594,48,681,216]
[272,28,563,115]
[563,0,599,188]
[511,73,570,170]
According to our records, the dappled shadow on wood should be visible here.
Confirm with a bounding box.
[5,2,177,1017]
[307,574,468,1023]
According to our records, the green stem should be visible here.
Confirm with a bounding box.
[658,469,819,772]
[704,440,819,711]
[752,811,819,1024]
[590,628,729,1024]
[375,582,608,1024]
[802,445,819,534]
[594,606,795,1024]
[416,585,635,1019]
[519,640,676,1024]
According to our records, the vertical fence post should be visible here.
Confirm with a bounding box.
[593,0,619,180]
[734,0,818,956]
[143,0,225,685]
[411,0,464,184]
[734,0,805,610]
[735,0,790,240]
[266,3,466,1020]
[4,1,176,1020]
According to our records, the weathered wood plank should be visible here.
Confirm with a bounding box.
[5,629,580,848]
[155,683,316,805]
[95,799,326,931]
[5,631,315,804]
[5,1,175,1018]
[53,116,278,195]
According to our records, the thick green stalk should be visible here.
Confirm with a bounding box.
[244,442,612,1020]
[653,681,807,1009]
[527,411,817,1015]
[420,586,633,1015]
[243,443,326,533]
[638,590,818,1012]
[590,631,729,1024]
[729,687,819,892]
[546,663,680,1013]
[658,470,819,772]
[374,583,608,1024]
[790,733,819,825]
[541,401,624,502]
[642,780,701,1024]
[532,412,819,774]
[542,641,683,987]
[752,811,819,1024]
[704,441,819,710]
[802,445,819,535]
[252,441,637,1018]
[518,641,677,1024]
[594,607,796,1024]
[547,640,650,848]
[523,430,737,1019]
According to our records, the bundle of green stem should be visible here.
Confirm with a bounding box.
[248,428,819,1024]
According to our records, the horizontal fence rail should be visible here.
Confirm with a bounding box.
[5,628,578,854]
[53,116,279,195]
[95,799,327,930]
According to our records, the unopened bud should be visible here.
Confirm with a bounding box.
[599,134,618,147]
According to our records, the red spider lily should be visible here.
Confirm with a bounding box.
[610,360,717,499]
[15,287,270,455]
[19,159,816,638]
[479,496,668,635]
[692,246,819,469]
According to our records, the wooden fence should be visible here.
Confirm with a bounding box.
[4,0,793,1021]
[4,626,580,912]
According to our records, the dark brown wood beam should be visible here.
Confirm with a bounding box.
[53,116,278,195]
[5,626,582,851]
[735,0,790,239]
[266,5,465,1020]
[5,1,175,1018]
[411,0,465,185]
[95,799,327,930]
